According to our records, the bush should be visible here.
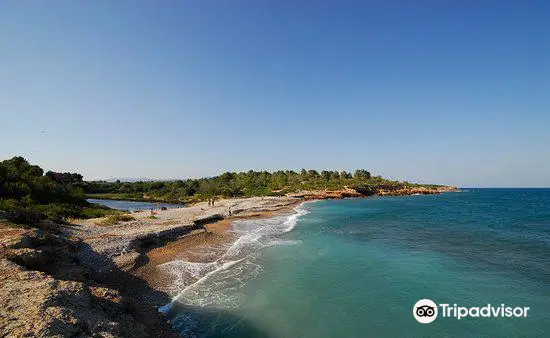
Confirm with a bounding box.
[0,199,19,211]
[95,213,135,226]
[80,206,111,219]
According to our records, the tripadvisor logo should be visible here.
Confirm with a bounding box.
[413,299,530,324]
[414,299,438,323]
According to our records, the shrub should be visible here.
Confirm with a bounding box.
[95,213,135,226]
[0,199,19,211]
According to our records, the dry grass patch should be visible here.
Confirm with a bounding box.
[95,213,135,226]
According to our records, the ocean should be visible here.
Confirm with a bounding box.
[162,189,550,337]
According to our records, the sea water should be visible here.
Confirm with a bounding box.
[163,189,550,337]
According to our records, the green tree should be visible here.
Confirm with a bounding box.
[340,171,351,179]
[354,169,371,180]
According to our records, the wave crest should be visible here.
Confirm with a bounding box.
[159,203,309,310]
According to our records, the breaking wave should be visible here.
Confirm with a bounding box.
[159,203,309,312]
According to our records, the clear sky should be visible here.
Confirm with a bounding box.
[1,1,549,187]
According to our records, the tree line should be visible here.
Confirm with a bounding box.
[83,168,403,203]
[0,156,426,223]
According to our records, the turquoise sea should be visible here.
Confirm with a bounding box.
[163,189,550,337]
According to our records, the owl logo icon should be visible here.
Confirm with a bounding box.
[413,299,438,323]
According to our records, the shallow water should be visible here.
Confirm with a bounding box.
[164,189,550,337]
[86,198,184,211]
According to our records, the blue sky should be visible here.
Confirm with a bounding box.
[1,1,549,187]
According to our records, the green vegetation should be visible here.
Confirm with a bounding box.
[1,156,444,225]
[84,168,429,203]
[95,213,135,226]
[0,156,113,224]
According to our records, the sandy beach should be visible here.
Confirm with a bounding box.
[137,201,301,293]
[132,203,299,294]
[67,196,301,294]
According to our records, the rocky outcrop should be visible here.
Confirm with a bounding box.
[290,188,363,200]
[0,221,179,337]
[0,257,149,337]
[4,247,50,269]
[0,223,37,248]
[375,185,459,196]
[289,185,458,200]
[193,213,224,225]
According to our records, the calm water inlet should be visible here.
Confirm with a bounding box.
[87,198,184,212]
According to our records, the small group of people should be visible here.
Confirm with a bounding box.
[206,196,232,216]
[149,203,167,215]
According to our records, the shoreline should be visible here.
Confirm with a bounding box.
[132,201,302,296]
[123,187,459,305]
[75,188,458,301]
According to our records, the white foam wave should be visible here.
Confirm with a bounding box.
[267,239,302,246]
[177,258,245,295]
[161,203,309,309]
[282,204,309,232]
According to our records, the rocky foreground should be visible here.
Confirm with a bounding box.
[0,222,180,337]
[0,188,457,337]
